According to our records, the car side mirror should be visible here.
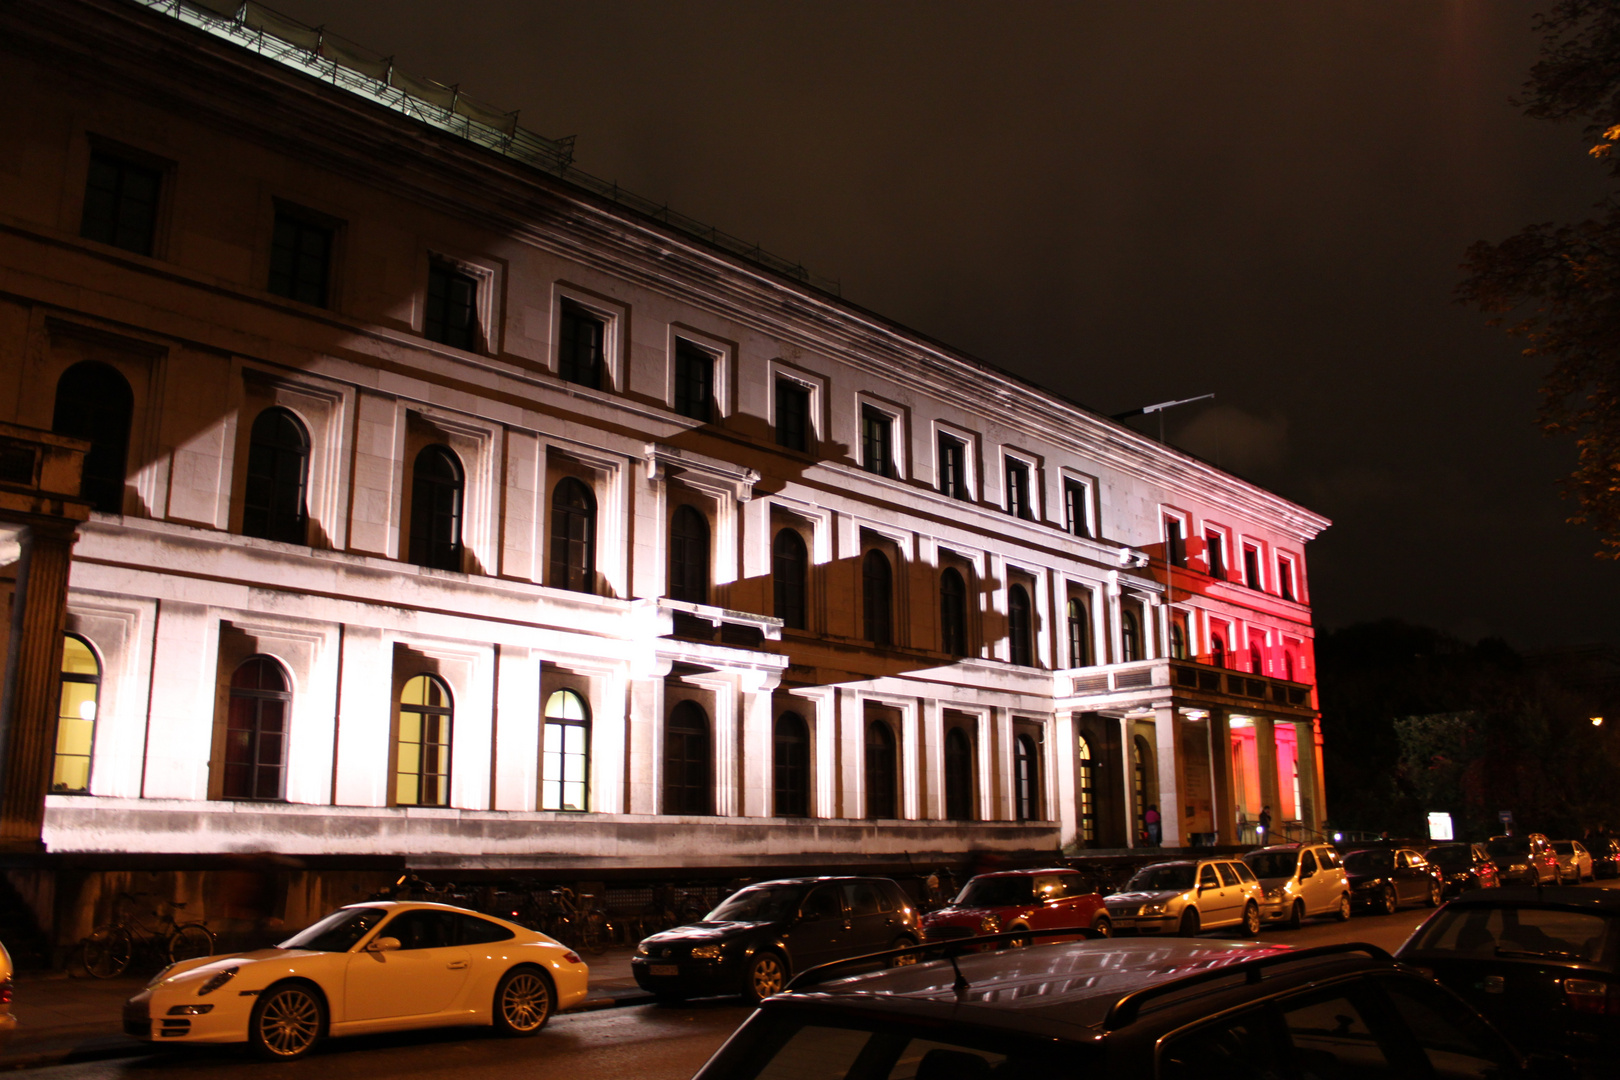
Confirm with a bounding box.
[367,936,401,953]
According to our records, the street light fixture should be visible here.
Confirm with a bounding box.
[1594,717,1605,727]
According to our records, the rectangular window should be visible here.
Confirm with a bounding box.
[938,435,968,500]
[558,302,605,389]
[775,379,810,451]
[268,212,333,308]
[424,261,480,350]
[1064,479,1090,537]
[80,151,162,256]
[1243,544,1263,591]
[861,405,893,477]
[674,339,714,421]
[1206,531,1226,579]
[1165,518,1186,567]
[1278,557,1295,601]
[1005,458,1032,520]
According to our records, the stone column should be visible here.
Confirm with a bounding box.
[1254,714,1281,840]
[1209,707,1237,846]
[1293,718,1320,833]
[1152,703,1183,848]
[0,525,77,851]
[1114,714,1137,847]
[624,657,671,815]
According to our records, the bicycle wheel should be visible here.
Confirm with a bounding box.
[580,912,609,956]
[168,923,215,963]
[82,926,133,979]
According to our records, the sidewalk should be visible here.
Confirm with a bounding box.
[0,946,654,1072]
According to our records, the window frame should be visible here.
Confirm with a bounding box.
[395,673,454,807]
[223,655,292,802]
[943,725,975,821]
[862,547,895,646]
[860,404,896,478]
[1007,582,1034,667]
[1242,541,1265,591]
[1062,476,1093,538]
[423,258,485,353]
[52,633,102,795]
[1014,732,1041,822]
[267,203,337,309]
[662,699,713,816]
[1163,511,1189,568]
[540,688,591,812]
[408,443,465,573]
[1277,552,1299,601]
[774,377,813,453]
[673,337,718,422]
[557,299,607,391]
[936,431,973,501]
[1204,526,1229,580]
[1066,595,1091,667]
[242,406,311,546]
[864,718,899,820]
[939,565,969,657]
[772,526,810,631]
[51,360,133,516]
[772,710,812,818]
[1004,456,1034,521]
[668,503,712,605]
[548,475,598,594]
[79,146,166,258]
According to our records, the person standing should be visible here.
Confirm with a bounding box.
[1145,804,1162,846]
[1258,805,1272,839]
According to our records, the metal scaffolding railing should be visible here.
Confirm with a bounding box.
[126,0,840,296]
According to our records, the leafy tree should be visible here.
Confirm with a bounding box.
[1459,1,1620,559]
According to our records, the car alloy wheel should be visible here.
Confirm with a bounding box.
[1335,894,1351,922]
[1380,885,1397,916]
[1426,881,1441,907]
[1285,900,1304,930]
[1242,903,1261,936]
[743,952,786,1002]
[1092,915,1112,938]
[249,982,325,1060]
[494,966,553,1035]
[1177,908,1200,937]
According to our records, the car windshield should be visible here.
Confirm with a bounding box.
[1125,864,1196,892]
[1244,851,1299,878]
[1485,838,1528,858]
[1426,847,1472,870]
[278,906,387,952]
[706,884,805,923]
[955,876,1035,907]
[1343,850,1393,874]
[1405,905,1616,968]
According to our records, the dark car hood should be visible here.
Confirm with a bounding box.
[923,904,1021,924]
[641,920,771,944]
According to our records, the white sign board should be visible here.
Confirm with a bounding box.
[1427,812,1454,841]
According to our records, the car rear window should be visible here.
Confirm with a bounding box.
[956,876,1034,907]
[1405,905,1616,968]
[1244,851,1299,879]
[1485,838,1528,858]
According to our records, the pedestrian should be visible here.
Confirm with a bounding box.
[1145,804,1162,846]
[1258,804,1272,838]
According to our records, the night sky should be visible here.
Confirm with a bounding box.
[271,0,1618,650]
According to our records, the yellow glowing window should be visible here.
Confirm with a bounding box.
[53,634,100,794]
[541,689,589,812]
[397,675,452,806]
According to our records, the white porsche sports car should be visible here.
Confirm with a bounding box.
[122,901,589,1059]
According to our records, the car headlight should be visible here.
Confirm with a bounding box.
[167,1004,215,1015]
[689,944,724,961]
[197,966,238,996]
[635,942,650,956]
[980,914,1002,933]
[1264,887,1285,901]
[1141,902,1165,915]
[1354,880,1379,890]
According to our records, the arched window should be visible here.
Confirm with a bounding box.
[865,720,897,819]
[1067,599,1090,667]
[1015,734,1039,822]
[52,361,133,514]
[549,477,596,593]
[773,711,810,817]
[224,656,291,801]
[862,549,893,646]
[1169,618,1188,660]
[1008,584,1033,666]
[663,701,711,816]
[940,567,967,657]
[669,504,710,605]
[1249,632,1267,675]
[397,674,452,806]
[1121,609,1141,662]
[944,727,974,821]
[1133,734,1155,841]
[772,529,808,630]
[52,634,101,793]
[409,445,463,572]
[541,689,590,812]
[1282,649,1296,682]
[1076,733,1096,843]
[243,407,310,544]
[1210,634,1228,668]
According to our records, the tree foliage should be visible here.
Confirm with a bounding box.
[1459,0,1620,559]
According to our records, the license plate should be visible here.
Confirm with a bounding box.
[649,964,678,977]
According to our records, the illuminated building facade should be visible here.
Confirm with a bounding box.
[0,0,1329,910]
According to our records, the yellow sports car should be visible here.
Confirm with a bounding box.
[123,901,589,1059]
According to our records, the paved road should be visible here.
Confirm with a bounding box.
[22,886,1599,1080]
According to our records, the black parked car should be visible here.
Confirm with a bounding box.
[690,936,1544,1078]
[1396,886,1619,1063]
[1342,846,1443,913]
[1425,842,1502,897]
[632,876,920,1002]
[1590,838,1620,880]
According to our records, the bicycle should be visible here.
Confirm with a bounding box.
[81,892,216,979]
[528,887,612,956]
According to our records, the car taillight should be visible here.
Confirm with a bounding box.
[1563,978,1618,1015]
[563,951,582,965]
[0,979,11,1006]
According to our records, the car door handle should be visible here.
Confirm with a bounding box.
[448,960,468,970]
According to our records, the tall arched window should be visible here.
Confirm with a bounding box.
[865,720,897,819]
[669,504,710,605]
[397,674,452,806]
[1211,634,1228,669]
[1121,609,1142,662]
[1282,649,1296,682]
[224,656,291,801]
[773,711,810,817]
[862,549,893,646]
[52,361,133,514]
[663,701,712,816]
[541,689,590,812]
[1169,618,1188,660]
[409,445,463,572]
[1067,599,1090,667]
[772,529,808,630]
[1249,632,1267,675]
[52,634,101,793]
[944,727,974,821]
[940,568,967,657]
[1133,734,1155,841]
[1076,733,1096,843]
[1015,734,1039,822]
[1008,584,1033,666]
[549,477,596,593]
[243,407,310,544]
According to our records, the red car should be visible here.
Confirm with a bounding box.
[920,868,1110,944]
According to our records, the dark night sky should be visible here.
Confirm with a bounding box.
[272,0,1618,649]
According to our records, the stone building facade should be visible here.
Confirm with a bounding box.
[0,0,1330,908]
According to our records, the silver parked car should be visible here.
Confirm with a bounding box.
[1242,843,1352,928]
[1103,858,1264,936]
[1551,839,1594,883]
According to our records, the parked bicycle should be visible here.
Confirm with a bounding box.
[525,887,612,956]
[81,892,216,979]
